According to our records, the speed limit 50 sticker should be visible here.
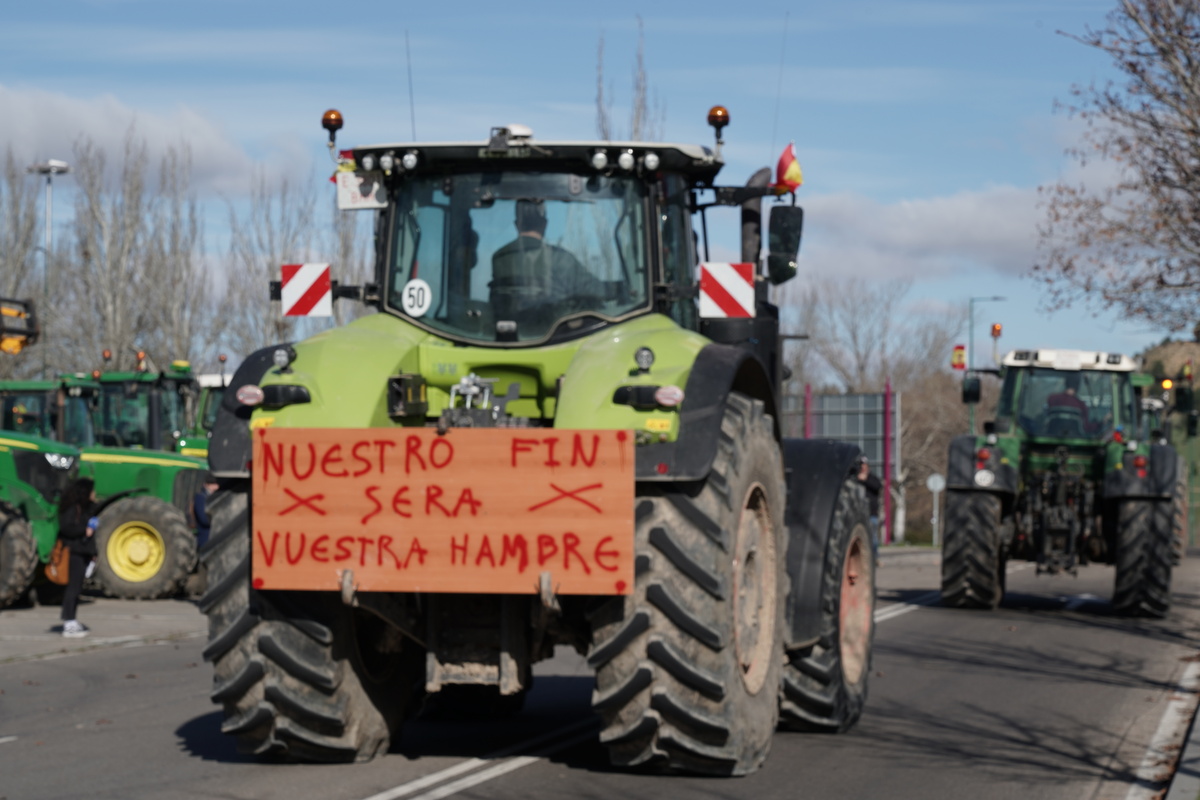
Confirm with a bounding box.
[402,279,432,317]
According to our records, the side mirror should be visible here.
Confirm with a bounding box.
[962,375,981,405]
[767,205,803,285]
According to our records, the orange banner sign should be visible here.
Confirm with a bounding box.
[251,427,635,595]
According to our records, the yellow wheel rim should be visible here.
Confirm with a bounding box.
[106,521,166,583]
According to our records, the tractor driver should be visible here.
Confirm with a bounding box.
[1045,372,1102,434]
[1047,373,1088,415]
[490,199,604,328]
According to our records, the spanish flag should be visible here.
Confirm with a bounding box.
[772,142,803,195]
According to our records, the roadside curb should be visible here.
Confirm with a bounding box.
[1166,678,1200,800]
[0,595,206,665]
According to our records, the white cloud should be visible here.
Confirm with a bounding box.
[798,184,1042,281]
[0,84,303,195]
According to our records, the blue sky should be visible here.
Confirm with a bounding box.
[0,0,1166,369]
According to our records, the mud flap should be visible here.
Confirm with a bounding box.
[780,438,864,648]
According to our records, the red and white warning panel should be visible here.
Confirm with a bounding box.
[699,262,756,318]
[281,263,332,317]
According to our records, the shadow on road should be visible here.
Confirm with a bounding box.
[176,711,262,763]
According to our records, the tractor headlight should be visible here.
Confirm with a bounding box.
[44,453,75,471]
[634,347,655,372]
[273,345,297,372]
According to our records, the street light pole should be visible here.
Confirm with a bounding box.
[27,159,70,380]
[968,295,1006,435]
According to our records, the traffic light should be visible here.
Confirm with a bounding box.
[990,323,1002,338]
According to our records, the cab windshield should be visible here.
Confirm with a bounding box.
[385,171,651,343]
[0,392,94,445]
[96,382,188,448]
[998,367,1135,439]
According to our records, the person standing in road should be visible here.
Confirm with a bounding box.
[57,477,98,638]
[193,473,219,549]
[856,456,882,564]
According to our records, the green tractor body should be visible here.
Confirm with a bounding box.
[201,112,877,774]
[176,371,229,459]
[0,370,205,598]
[944,349,1181,616]
[0,429,79,607]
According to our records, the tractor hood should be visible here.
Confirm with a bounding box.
[254,312,709,438]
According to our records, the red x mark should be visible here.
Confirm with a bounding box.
[528,483,604,514]
[280,488,327,516]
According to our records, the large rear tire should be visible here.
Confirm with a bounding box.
[95,496,196,599]
[941,491,1003,609]
[1112,499,1172,617]
[0,509,37,609]
[779,477,875,732]
[1169,455,1188,566]
[201,483,421,762]
[587,392,786,776]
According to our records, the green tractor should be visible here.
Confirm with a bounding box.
[0,299,81,607]
[200,107,876,775]
[0,429,81,608]
[944,349,1183,617]
[176,361,230,460]
[0,365,206,599]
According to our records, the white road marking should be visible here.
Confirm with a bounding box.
[0,736,16,745]
[360,717,597,800]
[874,590,942,623]
[1124,659,1200,800]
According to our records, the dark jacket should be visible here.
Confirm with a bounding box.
[860,472,882,518]
[58,505,97,556]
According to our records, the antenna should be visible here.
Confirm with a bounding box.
[406,30,417,141]
[769,11,790,164]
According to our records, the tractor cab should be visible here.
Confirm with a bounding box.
[92,357,199,452]
[994,350,1139,442]
[327,107,802,351]
[0,378,99,446]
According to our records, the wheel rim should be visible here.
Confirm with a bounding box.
[839,528,872,686]
[107,521,167,583]
[732,484,777,695]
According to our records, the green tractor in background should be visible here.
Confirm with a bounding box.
[0,356,207,599]
[175,358,230,460]
[0,431,80,608]
[944,349,1183,617]
[200,108,876,775]
[0,298,80,607]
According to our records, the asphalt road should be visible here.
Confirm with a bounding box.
[2,549,1199,800]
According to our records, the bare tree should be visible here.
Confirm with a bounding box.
[595,17,665,141]
[800,276,914,393]
[779,276,970,540]
[139,145,212,366]
[1035,0,1200,331]
[0,149,41,378]
[65,132,153,372]
[223,170,318,357]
